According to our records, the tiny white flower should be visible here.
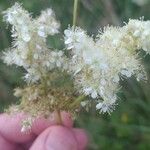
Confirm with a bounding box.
[121,70,132,78]
[91,90,98,99]
[84,87,93,95]
[56,61,61,67]
[81,101,88,107]
[96,101,116,114]
[33,53,39,60]
[113,75,120,83]
[38,26,46,37]
[36,44,42,50]
[22,34,31,42]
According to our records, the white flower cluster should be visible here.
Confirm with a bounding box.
[64,21,148,114]
[36,9,60,37]
[2,3,149,115]
[126,19,150,54]
[3,3,32,42]
[2,3,66,83]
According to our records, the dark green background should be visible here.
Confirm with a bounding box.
[0,0,150,149]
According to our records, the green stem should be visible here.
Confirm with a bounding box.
[56,110,62,125]
[73,0,79,29]
[70,95,86,108]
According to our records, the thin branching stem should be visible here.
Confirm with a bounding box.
[73,0,79,29]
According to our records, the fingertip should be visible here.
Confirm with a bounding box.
[32,113,56,135]
[0,111,74,145]
[73,128,89,150]
[30,126,78,150]
[0,134,20,150]
[32,111,73,135]
[0,113,35,143]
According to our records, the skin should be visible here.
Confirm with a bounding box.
[0,112,88,150]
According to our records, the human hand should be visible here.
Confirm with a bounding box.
[0,112,88,150]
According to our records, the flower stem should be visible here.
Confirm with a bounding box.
[70,95,86,108]
[56,109,62,125]
[73,0,79,29]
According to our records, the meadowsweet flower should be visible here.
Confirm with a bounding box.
[64,27,86,50]
[36,8,60,37]
[64,22,147,114]
[2,3,149,119]
[96,100,117,114]
[126,19,150,54]
[3,3,32,42]
[2,3,66,83]
[2,4,75,126]
[64,27,118,113]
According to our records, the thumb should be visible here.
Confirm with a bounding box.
[30,126,78,150]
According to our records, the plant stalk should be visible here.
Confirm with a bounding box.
[73,0,79,29]
[56,109,62,125]
[70,95,86,108]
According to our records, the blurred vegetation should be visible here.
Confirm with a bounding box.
[0,0,150,149]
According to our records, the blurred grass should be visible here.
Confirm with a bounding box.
[0,0,150,149]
